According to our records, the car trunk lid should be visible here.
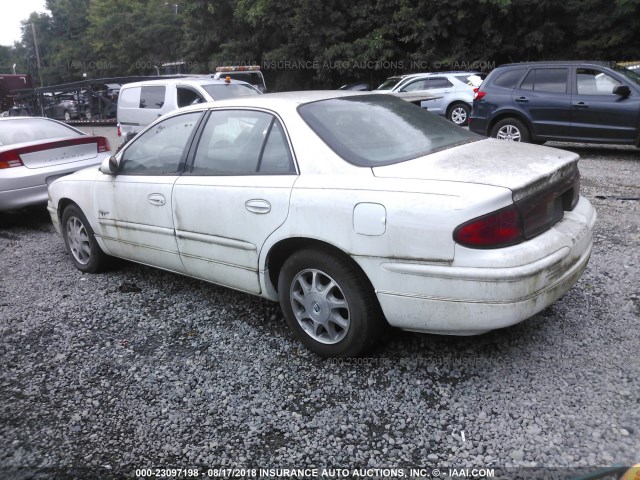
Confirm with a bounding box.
[372,138,579,202]
[373,138,581,243]
[2,136,109,169]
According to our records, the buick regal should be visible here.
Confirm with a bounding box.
[47,91,596,357]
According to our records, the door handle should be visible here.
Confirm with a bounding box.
[573,102,589,108]
[515,97,529,103]
[148,193,166,206]
[245,199,271,214]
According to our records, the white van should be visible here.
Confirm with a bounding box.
[117,78,260,137]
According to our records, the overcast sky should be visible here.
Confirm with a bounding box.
[0,0,49,46]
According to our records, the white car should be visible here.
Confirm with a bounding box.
[0,117,111,211]
[376,71,484,126]
[47,91,596,357]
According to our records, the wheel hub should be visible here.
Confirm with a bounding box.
[289,268,350,345]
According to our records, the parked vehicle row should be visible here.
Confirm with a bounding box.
[11,61,637,358]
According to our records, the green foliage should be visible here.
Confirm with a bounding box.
[4,0,640,88]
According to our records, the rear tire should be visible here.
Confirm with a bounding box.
[447,102,470,126]
[278,247,385,358]
[63,110,71,122]
[61,205,110,273]
[490,118,530,143]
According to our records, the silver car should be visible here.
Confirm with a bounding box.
[376,71,484,126]
[0,117,112,211]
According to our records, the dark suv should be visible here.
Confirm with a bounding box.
[470,61,640,146]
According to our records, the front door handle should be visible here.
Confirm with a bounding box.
[515,97,529,103]
[148,193,166,206]
[245,199,271,214]
[573,102,589,108]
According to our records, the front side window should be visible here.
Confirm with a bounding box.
[118,112,202,175]
[139,86,166,109]
[376,77,402,90]
[298,94,478,167]
[189,110,295,175]
[577,69,622,95]
[520,68,568,93]
[177,87,205,107]
[401,79,428,92]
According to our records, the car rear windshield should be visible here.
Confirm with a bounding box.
[202,84,260,100]
[298,94,480,166]
[0,118,81,147]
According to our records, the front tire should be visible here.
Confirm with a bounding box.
[490,117,530,142]
[447,102,470,126]
[62,205,110,273]
[278,247,385,358]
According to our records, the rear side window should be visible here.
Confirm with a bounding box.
[520,68,568,93]
[426,78,454,89]
[189,110,295,175]
[140,86,166,109]
[177,87,205,107]
[492,68,526,89]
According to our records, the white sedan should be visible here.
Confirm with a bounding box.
[47,91,596,357]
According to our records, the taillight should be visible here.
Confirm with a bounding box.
[455,168,581,249]
[474,90,486,100]
[0,150,24,169]
[454,205,524,249]
[117,124,121,137]
[96,137,110,153]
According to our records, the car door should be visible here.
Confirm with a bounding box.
[512,67,572,140]
[417,77,455,114]
[93,111,204,272]
[172,109,297,294]
[570,67,640,142]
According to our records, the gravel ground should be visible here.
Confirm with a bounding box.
[0,140,638,479]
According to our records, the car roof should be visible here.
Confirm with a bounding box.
[120,77,252,88]
[174,90,393,113]
[497,61,616,69]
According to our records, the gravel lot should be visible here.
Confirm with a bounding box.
[1,135,638,479]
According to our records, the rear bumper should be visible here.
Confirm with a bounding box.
[355,197,596,335]
[0,184,48,211]
[468,116,489,136]
[0,157,105,212]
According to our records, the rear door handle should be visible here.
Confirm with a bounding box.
[515,97,529,103]
[573,102,589,108]
[148,193,166,206]
[245,199,271,214]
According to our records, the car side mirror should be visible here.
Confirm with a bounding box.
[100,155,119,174]
[613,85,631,97]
